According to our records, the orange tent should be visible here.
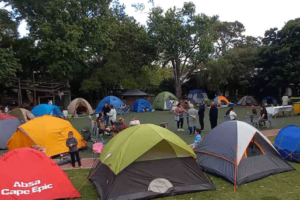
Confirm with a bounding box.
[7,115,86,157]
[214,96,229,106]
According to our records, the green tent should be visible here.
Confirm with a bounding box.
[89,124,215,200]
[152,91,178,110]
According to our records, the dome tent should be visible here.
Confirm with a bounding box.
[132,99,153,112]
[213,96,229,107]
[89,124,215,200]
[9,108,35,122]
[7,115,86,157]
[274,125,300,162]
[67,98,93,116]
[262,96,277,106]
[31,104,62,117]
[237,96,258,106]
[0,119,21,149]
[0,113,17,120]
[95,96,124,113]
[188,89,208,104]
[0,148,80,200]
[194,121,294,190]
[152,92,178,110]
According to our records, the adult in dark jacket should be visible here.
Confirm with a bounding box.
[198,103,205,131]
[209,102,218,129]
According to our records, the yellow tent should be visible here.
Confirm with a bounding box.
[7,115,86,157]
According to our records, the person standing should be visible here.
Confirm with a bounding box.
[108,104,117,126]
[198,103,205,131]
[188,104,198,135]
[282,93,289,116]
[102,103,110,126]
[209,102,218,129]
[66,131,82,168]
[173,103,187,131]
[57,90,64,106]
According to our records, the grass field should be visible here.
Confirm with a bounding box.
[63,106,300,200]
[3,106,300,199]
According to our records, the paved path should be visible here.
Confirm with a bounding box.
[262,129,280,137]
[60,129,281,170]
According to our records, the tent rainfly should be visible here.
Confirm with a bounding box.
[9,108,35,122]
[89,124,215,200]
[67,98,93,116]
[188,89,208,104]
[0,119,21,149]
[237,96,258,106]
[194,121,294,190]
[0,148,81,200]
[31,104,62,117]
[95,96,124,113]
[152,92,178,110]
[7,115,86,157]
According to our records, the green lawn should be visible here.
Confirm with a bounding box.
[2,106,300,199]
[64,106,300,200]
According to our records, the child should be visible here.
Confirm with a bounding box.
[66,131,82,168]
[193,128,202,148]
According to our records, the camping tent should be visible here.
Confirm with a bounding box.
[213,96,229,107]
[194,121,294,189]
[132,99,153,112]
[274,125,300,162]
[237,96,258,106]
[9,108,35,122]
[89,124,215,200]
[262,96,277,105]
[188,89,208,104]
[95,96,124,113]
[0,113,17,120]
[0,148,80,200]
[0,119,21,149]
[67,98,93,116]
[152,92,178,110]
[31,104,62,117]
[7,115,86,157]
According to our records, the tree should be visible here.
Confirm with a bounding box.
[256,18,300,93]
[81,4,158,96]
[3,0,114,80]
[215,21,245,55]
[147,2,217,98]
[0,9,20,84]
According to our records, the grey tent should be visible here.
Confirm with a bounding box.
[194,121,294,190]
[237,96,258,106]
[0,119,21,149]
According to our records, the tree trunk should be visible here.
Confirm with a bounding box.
[172,59,182,99]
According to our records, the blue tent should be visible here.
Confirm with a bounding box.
[262,96,277,105]
[31,104,62,117]
[95,96,124,113]
[132,99,153,113]
[0,119,21,149]
[188,89,208,104]
[274,125,300,162]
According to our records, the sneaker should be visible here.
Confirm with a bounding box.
[79,166,83,169]
[178,129,180,131]
[181,129,185,131]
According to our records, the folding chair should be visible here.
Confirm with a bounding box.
[81,116,97,153]
[266,114,272,128]
[252,116,259,129]
[243,116,252,125]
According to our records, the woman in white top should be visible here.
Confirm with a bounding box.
[229,108,237,120]
[108,105,117,126]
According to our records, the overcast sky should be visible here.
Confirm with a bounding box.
[2,0,300,37]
